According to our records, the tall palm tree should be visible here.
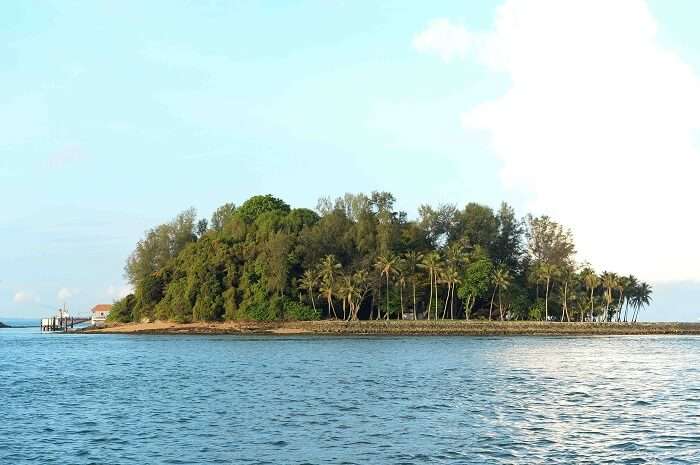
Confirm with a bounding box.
[338,270,370,321]
[558,265,575,322]
[298,269,318,312]
[441,266,461,320]
[538,262,558,321]
[622,275,638,323]
[581,268,599,322]
[318,255,341,319]
[375,253,400,319]
[601,272,619,323]
[631,282,652,323]
[402,251,424,320]
[421,252,441,320]
[492,267,512,321]
[337,273,353,320]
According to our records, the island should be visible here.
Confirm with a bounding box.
[103,193,655,331]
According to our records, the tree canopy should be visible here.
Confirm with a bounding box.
[111,193,651,324]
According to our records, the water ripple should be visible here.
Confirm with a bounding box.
[2,329,700,464]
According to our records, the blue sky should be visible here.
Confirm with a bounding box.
[2,0,700,320]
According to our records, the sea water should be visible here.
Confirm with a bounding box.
[2,327,699,464]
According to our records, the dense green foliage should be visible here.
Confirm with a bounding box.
[115,193,652,323]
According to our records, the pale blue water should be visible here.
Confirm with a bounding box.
[2,327,700,464]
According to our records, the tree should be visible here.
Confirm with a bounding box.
[631,282,652,323]
[375,253,400,319]
[453,203,498,251]
[402,250,424,320]
[492,267,512,321]
[318,255,341,319]
[441,266,461,320]
[299,269,318,312]
[557,265,576,322]
[526,215,576,268]
[125,208,197,285]
[538,262,559,321]
[457,252,493,320]
[492,202,524,271]
[196,219,209,238]
[622,275,639,322]
[581,268,599,322]
[601,272,619,323]
[211,203,237,231]
[421,252,442,320]
[237,195,290,223]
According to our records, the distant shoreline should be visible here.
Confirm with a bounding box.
[82,320,700,336]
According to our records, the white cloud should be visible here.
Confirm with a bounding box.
[107,284,134,300]
[413,19,472,63]
[57,287,79,301]
[420,0,700,281]
[14,291,39,304]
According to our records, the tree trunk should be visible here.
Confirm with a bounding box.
[386,275,390,320]
[399,282,404,320]
[434,273,439,321]
[412,280,417,320]
[498,288,503,320]
[544,277,550,321]
[489,286,496,321]
[427,270,433,321]
[450,283,455,320]
[442,282,449,320]
[309,289,316,311]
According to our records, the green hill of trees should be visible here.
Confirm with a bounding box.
[109,193,651,324]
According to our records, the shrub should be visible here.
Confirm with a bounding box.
[283,300,320,321]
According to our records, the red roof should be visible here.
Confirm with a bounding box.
[91,304,113,314]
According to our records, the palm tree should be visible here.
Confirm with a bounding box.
[298,269,318,312]
[441,266,461,320]
[600,272,619,323]
[581,268,599,322]
[318,255,341,319]
[631,282,652,323]
[538,262,558,321]
[622,275,638,322]
[492,267,512,321]
[402,251,424,320]
[339,270,371,321]
[375,253,400,319]
[421,252,441,320]
[337,273,353,320]
[558,265,575,322]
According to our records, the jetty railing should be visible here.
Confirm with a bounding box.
[40,316,91,332]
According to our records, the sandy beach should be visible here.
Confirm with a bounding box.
[82,320,700,336]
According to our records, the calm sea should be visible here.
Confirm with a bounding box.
[2,327,699,464]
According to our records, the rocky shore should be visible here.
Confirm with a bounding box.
[83,320,700,336]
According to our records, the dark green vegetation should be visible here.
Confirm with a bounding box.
[111,193,652,324]
[0,321,8,328]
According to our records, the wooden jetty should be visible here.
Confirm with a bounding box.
[40,305,90,332]
[40,316,90,332]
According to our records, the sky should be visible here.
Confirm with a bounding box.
[2,0,700,320]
